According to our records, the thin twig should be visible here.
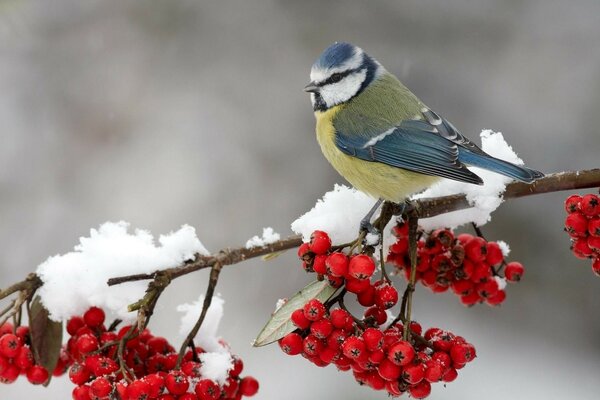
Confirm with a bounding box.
[403,213,419,341]
[175,262,223,369]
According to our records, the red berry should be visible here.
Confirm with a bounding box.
[356,284,376,307]
[14,345,34,370]
[69,363,92,385]
[565,212,589,238]
[587,235,600,252]
[580,194,600,216]
[147,336,169,355]
[572,238,594,258]
[345,277,371,294]
[297,242,311,259]
[291,309,311,330]
[144,373,166,397]
[312,254,327,275]
[330,309,353,330]
[194,379,221,400]
[181,361,202,377]
[15,326,29,344]
[451,279,474,296]
[374,284,398,309]
[424,359,444,382]
[327,274,345,288]
[342,336,367,361]
[165,371,189,395]
[565,194,582,213]
[403,362,425,384]
[67,316,85,336]
[348,254,376,280]
[588,218,600,237]
[476,279,499,298]
[90,376,112,398]
[409,380,431,399]
[387,340,415,366]
[25,365,49,385]
[362,328,384,351]
[327,329,348,349]
[310,319,333,339]
[377,358,402,381]
[127,379,152,400]
[278,333,303,356]
[486,289,507,305]
[325,252,349,277]
[318,345,338,363]
[83,307,106,328]
[302,334,323,356]
[464,237,487,262]
[195,379,220,400]
[0,333,21,358]
[239,376,259,397]
[504,262,525,282]
[309,230,331,255]
[486,242,504,266]
[303,299,325,321]
[179,394,198,400]
[364,306,387,325]
[450,343,476,364]
[72,384,92,400]
[76,333,99,354]
[442,367,458,382]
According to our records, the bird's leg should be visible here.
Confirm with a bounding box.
[359,198,384,242]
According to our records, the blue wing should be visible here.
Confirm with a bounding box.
[335,107,544,184]
[335,119,484,185]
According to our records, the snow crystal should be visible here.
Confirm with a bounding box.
[36,221,208,322]
[245,227,281,249]
[413,130,524,231]
[199,352,233,385]
[177,294,226,353]
[291,184,395,248]
[496,240,511,257]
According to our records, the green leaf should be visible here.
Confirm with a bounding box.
[28,296,63,386]
[253,280,337,347]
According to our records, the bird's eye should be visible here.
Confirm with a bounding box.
[328,73,344,83]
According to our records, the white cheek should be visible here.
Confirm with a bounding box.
[310,93,316,107]
[319,69,367,107]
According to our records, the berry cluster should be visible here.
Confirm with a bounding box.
[1,306,258,400]
[387,223,523,306]
[278,299,476,398]
[299,231,399,321]
[564,193,600,276]
[0,322,57,385]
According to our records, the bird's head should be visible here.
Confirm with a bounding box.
[305,42,381,111]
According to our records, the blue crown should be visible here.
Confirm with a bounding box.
[313,42,359,70]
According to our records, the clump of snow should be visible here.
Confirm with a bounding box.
[245,227,281,249]
[413,130,524,231]
[36,222,208,322]
[199,352,233,385]
[291,184,395,248]
[274,298,287,313]
[494,276,507,290]
[496,240,511,257]
[177,293,226,353]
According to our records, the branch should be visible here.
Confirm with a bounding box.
[105,169,600,287]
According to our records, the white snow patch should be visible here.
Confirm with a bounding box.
[413,130,524,230]
[245,227,281,249]
[36,221,208,322]
[494,276,507,290]
[177,294,226,353]
[496,240,511,257]
[199,352,233,385]
[291,184,395,248]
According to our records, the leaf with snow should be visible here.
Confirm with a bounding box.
[253,280,337,347]
[28,296,62,385]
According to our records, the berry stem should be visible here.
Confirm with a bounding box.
[175,261,223,369]
[471,223,485,239]
[402,213,419,341]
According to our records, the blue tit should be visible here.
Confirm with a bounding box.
[304,42,543,213]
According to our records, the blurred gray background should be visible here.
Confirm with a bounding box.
[1,0,599,399]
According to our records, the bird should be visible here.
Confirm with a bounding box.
[304,42,544,232]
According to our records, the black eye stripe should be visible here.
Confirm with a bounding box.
[320,68,359,86]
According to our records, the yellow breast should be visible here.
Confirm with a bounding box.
[314,107,440,202]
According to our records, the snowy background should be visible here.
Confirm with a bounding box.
[1,0,600,399]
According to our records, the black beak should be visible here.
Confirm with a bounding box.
[303,82,319,93]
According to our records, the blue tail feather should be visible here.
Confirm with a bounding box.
[458,148,544,183]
